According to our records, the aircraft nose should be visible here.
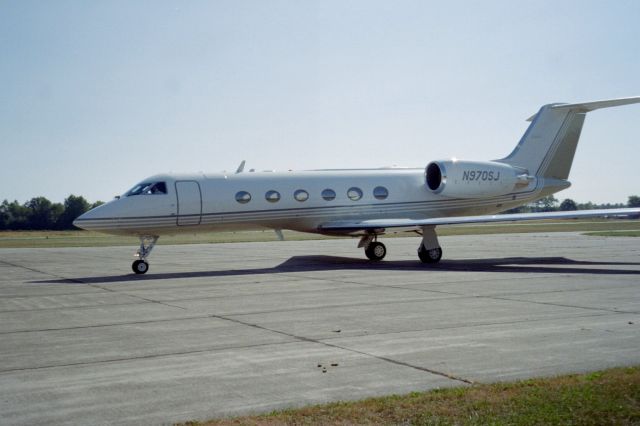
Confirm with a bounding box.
[73,209,96,230]
[72,212,88,230]
[72,202,117,232]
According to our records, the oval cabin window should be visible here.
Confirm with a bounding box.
[294,189,309,202]
[265,190,281,203]
[321,189,336,201]
[347,187,363,201]
[235,191,251,204]
[373,186,389,200]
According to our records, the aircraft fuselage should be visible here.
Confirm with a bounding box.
[76,168,547,237]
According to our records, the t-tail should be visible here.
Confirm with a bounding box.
[497,97,640,183]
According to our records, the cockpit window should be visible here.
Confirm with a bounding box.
[125,182,167,196]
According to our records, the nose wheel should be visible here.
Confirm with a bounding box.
[132,236,158,274]
[132,259,149,274]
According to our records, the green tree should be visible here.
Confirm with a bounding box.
[559,198,578,211]
[0,200,10,229]
[502,205,530,214]
[629,195,640,207]
[57,195,91,229]
[3,200,30,229]
[25,197,63,230]
[531,195,558,212]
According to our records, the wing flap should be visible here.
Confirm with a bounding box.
[319,208,640,233]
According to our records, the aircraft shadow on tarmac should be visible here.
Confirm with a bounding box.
[32,256,640,285]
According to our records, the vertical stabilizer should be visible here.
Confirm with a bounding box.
[498,97,640,179]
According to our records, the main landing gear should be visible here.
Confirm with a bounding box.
[418,245,442,263]
[132,235,158,274]
[359,235,386,261]
[416,225,442,264]
[358,225,443,264]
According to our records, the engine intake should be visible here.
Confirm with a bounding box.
[425,160,531,198]
[426,162,445,193]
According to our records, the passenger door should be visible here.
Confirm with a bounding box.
[175,181,202,226]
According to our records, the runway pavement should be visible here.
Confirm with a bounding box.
[0,232,639,425]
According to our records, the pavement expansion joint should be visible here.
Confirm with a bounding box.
[210,313,475,385]
[483,281,640,298]
[277,271,471,299]
[212,295,465,318]
[0,314,211,335]
[0,259,86,284]
[0,258,121,299]
[0,300,151,314]
[277,271,587,300]
[114,291,189,310]
[0,258,191,311]
[318,311,616,342]
[483,294,636,314]
[0,340,287,375]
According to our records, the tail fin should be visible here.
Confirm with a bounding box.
[498,97,640,179]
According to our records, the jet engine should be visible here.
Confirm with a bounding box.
[425,160,532,198]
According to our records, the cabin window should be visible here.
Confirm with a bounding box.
[235,191,251,204]
[373,186,389,200]
[125,182,167,196]
[265,190,281,203]
[347,187,363,201]
[294,189,309,202]
[321,189,336,201]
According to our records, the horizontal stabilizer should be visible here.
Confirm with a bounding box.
[505,96,640,181]
[527,96,640,121]
[319,208,640,234]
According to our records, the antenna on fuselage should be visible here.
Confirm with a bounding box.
[235,160,246,174]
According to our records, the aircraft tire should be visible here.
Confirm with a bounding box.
[132,260,149,274]
[365,242,386,261]
[418,245,442,263]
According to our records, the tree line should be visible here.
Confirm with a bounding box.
[0,196,103,230]
[505,195,640,213]
[1,194,639,231]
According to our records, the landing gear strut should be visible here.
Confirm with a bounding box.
[132,236,158,274]
[417,226,442,264]
[359,235,386,261]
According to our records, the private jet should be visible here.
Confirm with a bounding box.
[74,97,640,274]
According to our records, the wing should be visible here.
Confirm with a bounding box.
[318,208,640,234]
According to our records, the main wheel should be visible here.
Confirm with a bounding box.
[132,260,149,274]
[418,245,442,263]
[365,242,387,261]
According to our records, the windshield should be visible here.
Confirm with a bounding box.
[125,182,167,196]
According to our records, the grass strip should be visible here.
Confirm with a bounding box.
[583,230,640,237]
[1,220,639,249]
[180,366,640,425]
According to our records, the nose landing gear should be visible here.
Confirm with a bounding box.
[132,236,158,274]
[132,259,149,274]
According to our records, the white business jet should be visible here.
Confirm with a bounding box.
[74,97,640,274]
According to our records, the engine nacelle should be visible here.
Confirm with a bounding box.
[425,160,531,198]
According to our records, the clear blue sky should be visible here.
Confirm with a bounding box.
[1,0,639,204]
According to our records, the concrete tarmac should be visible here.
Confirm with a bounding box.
[0,232,639,425]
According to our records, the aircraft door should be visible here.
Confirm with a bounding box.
[175,181,202,226]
